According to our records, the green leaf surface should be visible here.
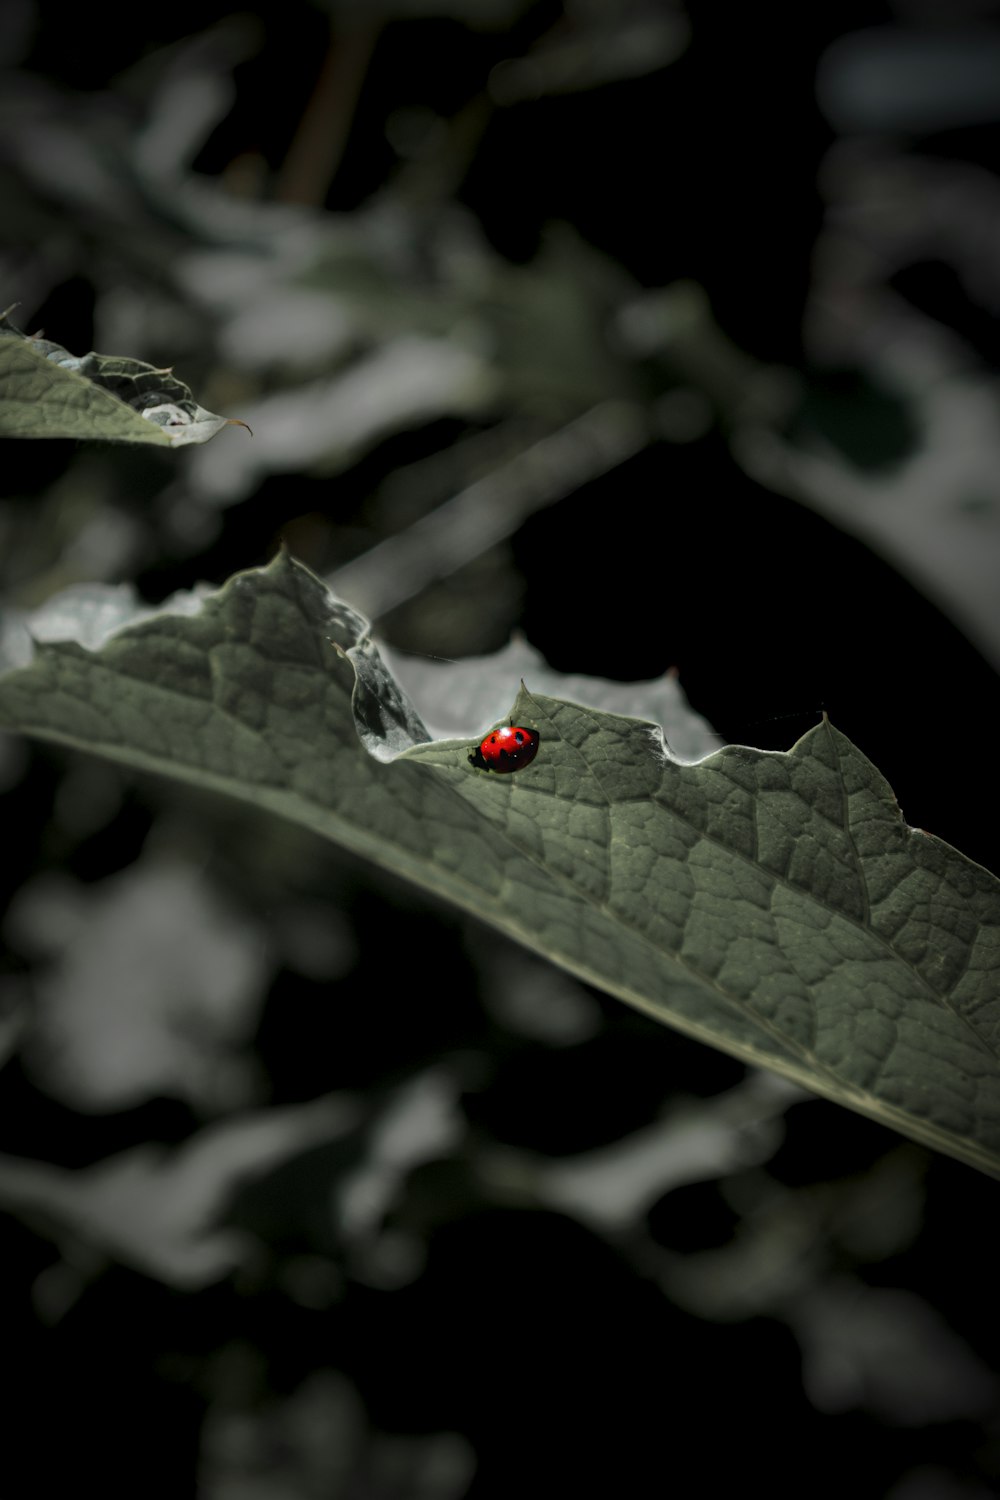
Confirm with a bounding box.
[0,312,247,446]
[1,553,998,1176]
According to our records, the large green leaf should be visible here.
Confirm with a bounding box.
[0,311,248,446]
[1,552,998,1176]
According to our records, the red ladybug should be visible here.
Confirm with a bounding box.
[470,724,540,774]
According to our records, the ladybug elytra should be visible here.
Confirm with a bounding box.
[469,724,540,774]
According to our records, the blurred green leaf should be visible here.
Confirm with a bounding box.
[0,552,998,1177]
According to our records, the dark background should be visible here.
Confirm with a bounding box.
[1,1,999,1496]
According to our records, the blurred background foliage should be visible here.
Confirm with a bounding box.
[2,0,1000,1496]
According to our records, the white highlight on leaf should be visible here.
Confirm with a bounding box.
[0,1094,359,1288]
[8,856,270,1112]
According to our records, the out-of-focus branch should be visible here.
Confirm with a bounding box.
[327,399,649,621]
[276,19,382,206]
